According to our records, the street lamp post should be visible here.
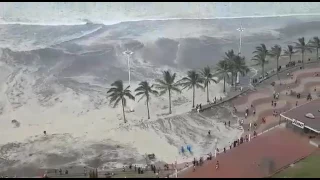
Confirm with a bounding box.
[236,25,245,85]
[123,50,134,86]
[236,25,245,55]
[123,50,134,112]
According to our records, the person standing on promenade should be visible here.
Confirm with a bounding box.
[215,161,220,170]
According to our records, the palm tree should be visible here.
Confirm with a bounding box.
[269,44,282,75]
[215,60,230,93]
[135,81,158,119]
[154,71,181,114]
[107,80,135,123]
[252,44,268,79]
[200,66,218,102]
[294,37,312,68]
[224,50,237,86]
[179,70,204,108]
[232,55,250,89]
[283,45,295,62]
[308,36,320,61]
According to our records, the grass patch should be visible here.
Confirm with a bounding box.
[272,153,320,178]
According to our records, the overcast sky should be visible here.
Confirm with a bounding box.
[1,2,320,25]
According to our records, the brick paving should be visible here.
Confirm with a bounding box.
[181,66,320,178]
[180,127,316,178]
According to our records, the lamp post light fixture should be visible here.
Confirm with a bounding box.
[123,50,134,86]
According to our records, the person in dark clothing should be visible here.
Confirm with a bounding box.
[65,170,68,175]
[223,147,226,153]
[44,131,47,135]
[224,121,227,126]
[59,169,62,175]
[228,121,230,127]
[208,130,211,135]
[138,167,141,174]
[274,101,277,107]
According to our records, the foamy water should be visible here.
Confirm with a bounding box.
[0,59,243,173]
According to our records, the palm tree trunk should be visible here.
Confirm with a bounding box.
[206,84,209,103]
[168,89,172,114]
[146,98,150,119]
[231,72,234,86]
[192,85,195,108]
[276,57,279,73]
[234,73,237,91]
[121,98,126,123]
[302,52,304,69]
[276,57,280,80]
[262,63,265,79]
[223,75,226,93]
[289,54,292,62]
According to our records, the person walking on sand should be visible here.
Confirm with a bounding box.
[296,101,298,106]
[271,100,274,106]
[253,109,256,116]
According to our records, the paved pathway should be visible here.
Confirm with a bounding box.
[181,62,320,178]
[180,126,316,178]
